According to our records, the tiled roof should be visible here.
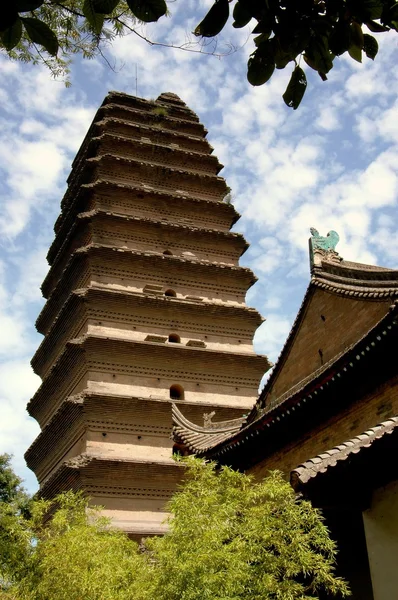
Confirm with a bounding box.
[290,416,398,490]
[172,301,398,458]
[312,258,398,298]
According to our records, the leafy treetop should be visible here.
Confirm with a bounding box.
[1,457,349,600]
[0,454,29,507]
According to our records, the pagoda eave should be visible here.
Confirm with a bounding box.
[39,244,257,310]
[48,209,246,268]
[93,116,213,154]
[85,154,228,203]
[32,332,270,383]
[38,454,183,501]
[26,390,249,478]
[97,102,206,139]
[54,180,240,244]
[89,132,223,175]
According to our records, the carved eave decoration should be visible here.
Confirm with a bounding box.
[172,404,246,454]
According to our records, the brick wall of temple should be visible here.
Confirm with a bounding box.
[266,290,391,406]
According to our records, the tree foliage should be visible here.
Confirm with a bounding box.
[0,455,33,599]
[1,457,349,600]
[0,491,149,600]
[0,0,397,105]
[0,455,29,506]
[195,0,398,108]
[0,0,145,81]
[146,459,350,599]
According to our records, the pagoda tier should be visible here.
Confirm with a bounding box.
[35,246,258,334]
[33,455,182,537]
[32,287,263,378]
[28,334,266,426]
[26,91,270,538]
[52,182,240,248]
[41,213,249,298]
[26,392,248,486]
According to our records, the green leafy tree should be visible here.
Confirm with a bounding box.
[146,458,350,599]
[1,491,150,600]
[0,455,32,599]
[1,0,397,105]
[0,0,167,82]
[0,455,29,506]
[1,457,349,600]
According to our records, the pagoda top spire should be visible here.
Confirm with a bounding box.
[156,92,187,106]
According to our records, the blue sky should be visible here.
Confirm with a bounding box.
[0,0,397,492]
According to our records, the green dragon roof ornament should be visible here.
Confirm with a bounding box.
[309,227,341,271]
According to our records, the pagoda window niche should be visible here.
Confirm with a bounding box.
[164,289,176,297]
[168,334,180,343]
[170,384,184,400]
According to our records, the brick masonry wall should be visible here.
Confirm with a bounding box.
[249,374,398,479]
[267,289,391,405]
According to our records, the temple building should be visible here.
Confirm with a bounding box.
[174,230,398,600]
[24,91,270,540]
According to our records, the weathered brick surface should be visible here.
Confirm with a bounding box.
[249,374,398,479]
[267,289,391,405]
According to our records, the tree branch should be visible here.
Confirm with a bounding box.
[114,17,237,57]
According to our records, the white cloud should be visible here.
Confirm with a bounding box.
[315,106,341,131]
[254,314,292,363]
[0,359,41,493]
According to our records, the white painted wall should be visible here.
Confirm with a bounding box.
[363,479,398,600]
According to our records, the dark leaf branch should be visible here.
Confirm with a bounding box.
[0,0,58,54]
[0,0,167,56]
[194,0,397,109]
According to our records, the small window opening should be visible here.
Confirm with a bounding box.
[321,314,326,322]
[170,384,184,400]
[164,289,176,297]
[318,348,324,365]
[168,334,180,343]
[163,250,173,256]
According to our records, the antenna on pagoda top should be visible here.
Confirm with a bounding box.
[135,64,138,97]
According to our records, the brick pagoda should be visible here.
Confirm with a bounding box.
[25,91,270,539]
